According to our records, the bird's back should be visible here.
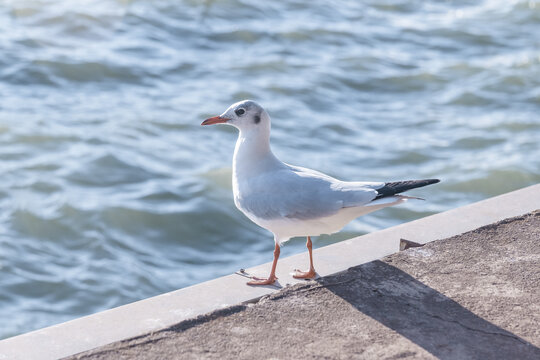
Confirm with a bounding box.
[234,164,381,222]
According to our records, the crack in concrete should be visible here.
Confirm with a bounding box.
[425,311,530,345]
[264,278,358,302]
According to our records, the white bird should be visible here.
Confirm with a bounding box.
[202,100,439,286]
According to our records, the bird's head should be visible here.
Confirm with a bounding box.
[201,100,270,133]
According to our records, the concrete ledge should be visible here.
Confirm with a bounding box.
[69,211,540,359]
[0,184,539,360]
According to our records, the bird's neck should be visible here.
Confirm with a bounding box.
[233,128,281,178]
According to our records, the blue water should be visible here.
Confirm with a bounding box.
[1,0,539,339]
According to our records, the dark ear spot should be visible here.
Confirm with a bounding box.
[254,114,261,124]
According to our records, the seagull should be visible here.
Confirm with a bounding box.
[202,100,439,286]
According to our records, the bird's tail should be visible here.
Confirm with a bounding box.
[374,179,440,200]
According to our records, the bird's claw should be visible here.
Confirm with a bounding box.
[247,275,278,286]
[292,268,317,279]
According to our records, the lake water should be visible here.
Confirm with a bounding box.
[1,0,539,339]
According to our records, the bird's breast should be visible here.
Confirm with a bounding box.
[232,169,253,211]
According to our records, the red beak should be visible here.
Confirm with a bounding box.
[201,116,230,125]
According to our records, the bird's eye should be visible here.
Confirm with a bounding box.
[235,108,246,116]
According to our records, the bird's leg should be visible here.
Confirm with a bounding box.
[293,236,317,279]
[247,242,280,285]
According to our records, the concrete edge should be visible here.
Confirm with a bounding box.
[0,184,538,360]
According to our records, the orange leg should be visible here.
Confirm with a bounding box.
[247,242,280,286]
[293,236,317,279]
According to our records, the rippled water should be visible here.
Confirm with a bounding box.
[1,0,539,339]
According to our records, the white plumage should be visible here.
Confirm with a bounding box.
[202,100,439,285]
[233,163,403,244]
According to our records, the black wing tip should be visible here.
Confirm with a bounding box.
[388,178,441,187]
[374,178,441,200]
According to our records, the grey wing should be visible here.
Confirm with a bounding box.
[288,165,384,209]
[239,168,381,220]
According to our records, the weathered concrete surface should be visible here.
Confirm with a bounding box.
[69,211,540,360]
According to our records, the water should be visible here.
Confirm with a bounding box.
[1,0,539,339]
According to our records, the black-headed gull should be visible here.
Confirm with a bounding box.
[202,100,439,285]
